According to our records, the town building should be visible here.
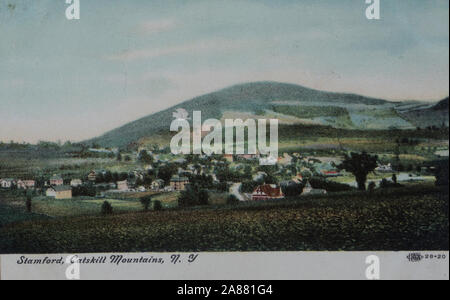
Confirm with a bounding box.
[251,184,284,201]
[0,178,16,189]
[375,163,393,173]
[302,181,327,196]
[70,179,83,187]
[224,154,234,163]
[170,175,189,191]
[117,180,129,191]
[46,186,72,199]
[17,180,35,190]
[88,171,97,182]
[151,179,165,191]
[321,170,342,177]
[50,175,64,186]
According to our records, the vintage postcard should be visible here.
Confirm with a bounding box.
[0,0,448,281]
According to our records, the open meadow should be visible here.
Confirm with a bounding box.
[0,184,447,254]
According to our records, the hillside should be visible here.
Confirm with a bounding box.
[86,82,448,148]
[398,97,449,128]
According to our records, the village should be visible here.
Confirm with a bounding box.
[0,145,435,206]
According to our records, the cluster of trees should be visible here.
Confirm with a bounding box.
[94,171,128,184]
[140,196,163,211]
[72,185,97,197]
[178,185,209,207]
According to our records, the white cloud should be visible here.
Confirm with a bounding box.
[106,39,247,61]
[138,19,177,35]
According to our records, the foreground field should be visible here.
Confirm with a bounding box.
[0,185,447,253]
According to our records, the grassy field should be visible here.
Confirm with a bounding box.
[31,197,144,217]
[0,184,447,254]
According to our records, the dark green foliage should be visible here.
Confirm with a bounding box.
[153,200,163,211]
[392,174,398,184]
[241,181,259,193]
[73,185,96,197]
[339,152,378,191]
[227,194,240,205]
[434,160,449,187]
[280,181,304,197]
[198,189,209,206]
[178,185,209,207]
[138,150,153,164]
[101,201,113,215]
[26,195,32,213]
[158,164,177,183]
[379,179,403,189]
[140,196,152,211]
[309,178,353,193]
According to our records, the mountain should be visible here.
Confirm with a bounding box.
[397,97,449,129]
[86,82,448,148]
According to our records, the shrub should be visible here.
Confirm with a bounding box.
[26,195,32,213]
[368,182,376,194]
[153,200,163,211]
[178,186,199,207]
[226,194,239,205]
[309,177,353,193]
[140,197,152,211]
[178,186,209,207]
[198,189,209,206]
[380,178,402,189]
[101,201,113,215]
[240,181,259,193]
[280,181,304,197]
[434,160,449,187]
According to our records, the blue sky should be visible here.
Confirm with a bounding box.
[0,0,448,143]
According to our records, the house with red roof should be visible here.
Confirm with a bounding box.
[251,184,284,201]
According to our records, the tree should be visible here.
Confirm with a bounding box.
[434,160,449,187]
[339,152,378,191]
[158,164,177,183]
[26,195,32,213]
[392,174,398,184]
[198,189,209,206]
[139,150,153,164]
[368,182,376,194]
[140,196,152,211]
[280,181,304,197]
[153,200,163,211]
[101,201,113,215]
[227,194,239,205]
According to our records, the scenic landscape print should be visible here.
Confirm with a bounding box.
[0,0,448,254]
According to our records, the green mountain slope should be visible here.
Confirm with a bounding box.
[86,82,447,148]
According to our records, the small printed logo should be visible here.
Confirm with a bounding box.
[65,0,80,20]
[407,253,424,263]
[65,255,81,280]
[365,0,381,20]
[365,255,381,280]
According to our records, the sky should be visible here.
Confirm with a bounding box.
[0,0,449,143]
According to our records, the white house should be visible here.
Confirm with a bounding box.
[117,180,129,191]
[17,180,35,190]
[0,178,15,189]
[151,179,165,191]
[70,179,83,187]
[376,163,393,173]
